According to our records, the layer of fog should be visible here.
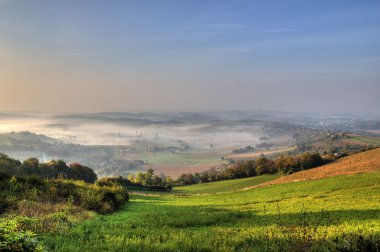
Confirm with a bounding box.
[0,114,268,149]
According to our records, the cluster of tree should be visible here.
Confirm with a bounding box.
[127,169,173,188]
[175,152,324,186]
[0,153,97,183]
[97,175,172,191]
[256,142,274,150]
[274,152,324,174]
[231,145,254,154]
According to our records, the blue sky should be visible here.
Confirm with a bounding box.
[0,0,379,113]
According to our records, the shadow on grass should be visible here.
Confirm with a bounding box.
[123,200,380,229]
[98,192,380,231]
[42,199,380,252]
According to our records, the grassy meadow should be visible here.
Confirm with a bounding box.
[140,152,222,166]
[346,135,380,146]
[41,172,380,251]
[137,151,227,177]
[173,174,280,194]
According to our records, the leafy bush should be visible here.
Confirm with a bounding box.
[0,218,42,252]
[0,154,129,251]
[51,180,129,213]
[0,176,129,215]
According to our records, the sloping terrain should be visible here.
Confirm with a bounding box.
[42,172,380,251]
[173,175,280,194]
[225,147,296,160]
[250,148,380,189]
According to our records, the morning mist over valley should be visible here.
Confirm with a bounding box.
[1,1,380,251]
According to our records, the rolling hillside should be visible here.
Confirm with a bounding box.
[41,149,380,251]
[173,175,280,194]
[42,173,380,251]
[250,147,380,189]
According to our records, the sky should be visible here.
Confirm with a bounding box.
[0,0,379,114]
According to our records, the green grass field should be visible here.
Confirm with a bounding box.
[41,172,380,251]
[347,135,380,146]
[173,175,280,194]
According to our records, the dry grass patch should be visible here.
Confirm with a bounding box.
[248,148,380,189]
[15,201,68,217]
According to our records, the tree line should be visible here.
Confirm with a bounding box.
[101,152,325,188]
[0,151,325,190]
[175,152,324,186]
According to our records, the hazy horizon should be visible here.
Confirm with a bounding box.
[1,109,380,119]
[1,0,379,114]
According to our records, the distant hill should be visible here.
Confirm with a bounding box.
[250,148,380,188]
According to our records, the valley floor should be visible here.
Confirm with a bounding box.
[42,172,380,251]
